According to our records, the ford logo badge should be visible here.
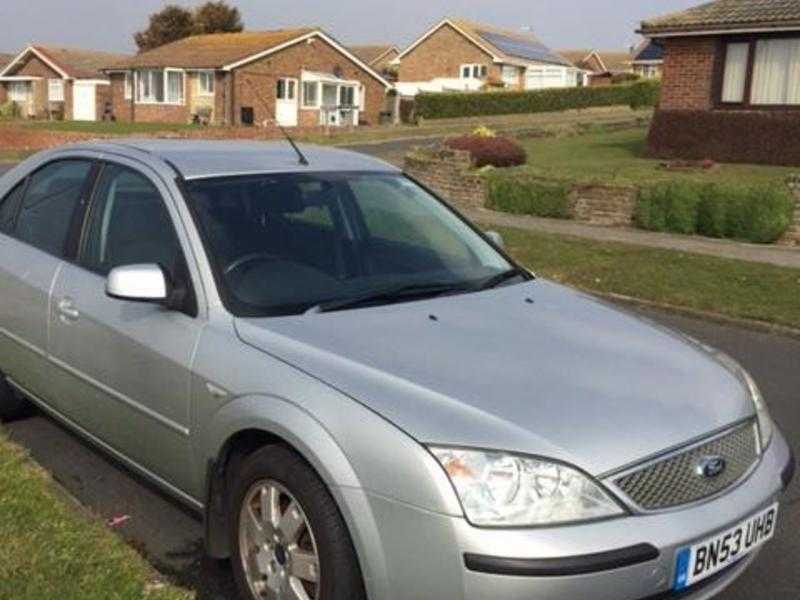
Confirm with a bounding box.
[696,456,727,479]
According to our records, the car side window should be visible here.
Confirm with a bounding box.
[0,182,25,233]
[80,164,184,277]
[14,160,93,256]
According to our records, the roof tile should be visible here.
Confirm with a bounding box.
[641,0,800,35]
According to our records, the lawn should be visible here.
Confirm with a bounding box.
[0,431,190,600]
[515,127,796,187]
[491,225,800,330]
[22,120,202,135]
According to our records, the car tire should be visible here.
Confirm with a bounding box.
[229,444,367,600]
[0,371,28,422]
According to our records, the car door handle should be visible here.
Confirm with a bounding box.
[57,298,80,323]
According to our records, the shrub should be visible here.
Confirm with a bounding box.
[636,182,795,243]
[0,101,19,120]
[416,81,661,120]
[445,135,527,168]
[487,173,571,218]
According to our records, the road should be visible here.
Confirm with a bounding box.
[3,306,798,600]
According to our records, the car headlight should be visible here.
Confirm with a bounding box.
[741,369,773,451]
[429,447,625,527]
[713,352,774,452]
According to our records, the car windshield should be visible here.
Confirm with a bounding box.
[185,172,519,316]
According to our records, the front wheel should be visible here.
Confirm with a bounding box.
[229,445,366,600]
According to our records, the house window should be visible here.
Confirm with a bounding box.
[124,73,133,100]
[721,43,749,103]
[166,70,184,104]
[277,78,296,100]
[750,38,800,105]
[48,79,64,102]
[198,71,214,95]
[137,70,164,103]
[339,86,355,107]
[302,81,319,107]
[8,82,30,102]
[460,64,488,79]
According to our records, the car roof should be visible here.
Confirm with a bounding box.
[64,139,400,180]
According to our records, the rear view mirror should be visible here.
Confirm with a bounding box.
[106,264,170,303]
[485,230,505,249]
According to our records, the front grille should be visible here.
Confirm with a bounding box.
[612,422,759,511]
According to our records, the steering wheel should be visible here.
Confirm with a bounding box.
[224,253,281,276]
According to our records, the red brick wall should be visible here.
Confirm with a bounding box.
[398,23,494,82]
[659,37,718,110]
[10,54,67,118]
[95,83,112,120]
[108,72,191,124]
[232,37,387,126]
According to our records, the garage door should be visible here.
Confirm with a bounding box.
[72,83,96,121]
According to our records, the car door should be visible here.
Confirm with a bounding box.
[48,160,203,495]
[0,159,95,401]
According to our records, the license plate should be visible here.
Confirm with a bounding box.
[674,503,779,591]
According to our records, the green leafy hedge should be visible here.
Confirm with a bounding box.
[635,182,795,243]
[487,173,571,219]
[416,81,660,120]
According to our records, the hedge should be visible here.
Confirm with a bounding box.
[416,81,660,120]
[445,135,527,168]
[635,181,795,244]
[487,173,571,219]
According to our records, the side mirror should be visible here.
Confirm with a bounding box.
[106,264,170,303]
[485,230,505,249]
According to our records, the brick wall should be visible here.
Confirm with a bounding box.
[404,147,487,210]
[570,183,637,226]
[232,37,387,127]
[398,23,494,83]
[659,37,718,111]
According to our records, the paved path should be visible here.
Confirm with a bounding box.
[3,305,798,600]
[467,208,800,269]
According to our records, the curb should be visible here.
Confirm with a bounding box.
[594,290,800,340]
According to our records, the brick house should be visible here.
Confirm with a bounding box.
[0,46,128,120]
[348,45,400,78]
[393,18,579,96]
[642,0,800,165]
[630,40,664,80]
[558,49,633,86]
[105,29,394,128]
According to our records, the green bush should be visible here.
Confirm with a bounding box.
[487,173,571,219]
[0,101,19,120]
[416,81,661,120]
[636,182,795,243]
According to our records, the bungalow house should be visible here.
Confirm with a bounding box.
[630,40,663,79]
[641,0,800,165]
[348,45,400,77]
[558,49,633,86]
[393,18,579,96]
[0,46,129,120]
[105,29,394,128]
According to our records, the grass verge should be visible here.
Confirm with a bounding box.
[516,128,795,187]
[0,430,190,600]
[491,225,800,330]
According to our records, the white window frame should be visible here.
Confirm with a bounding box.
[302,80,320,108]
[277,77,297,101]
[339,85,356,107]
[48,78,65,102]
[135,69,184,105]
[8,81,30,102]
[501,65,518,85]
[124,72,133,100]
[197,70,214,96]
[460,63,488,80]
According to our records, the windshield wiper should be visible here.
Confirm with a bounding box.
[308,281,471,314]
[475,267,528,291]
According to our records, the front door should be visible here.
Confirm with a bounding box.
[72,82,97,121]
[275,78,298,126]
[48,160,201,494]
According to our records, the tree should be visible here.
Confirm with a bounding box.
[194,1,244,34]
[134,5,195,52]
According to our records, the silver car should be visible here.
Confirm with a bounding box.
[0,140,793,600]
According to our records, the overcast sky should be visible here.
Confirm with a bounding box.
[0,0,700,54]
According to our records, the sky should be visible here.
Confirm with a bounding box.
[0,0,701,55]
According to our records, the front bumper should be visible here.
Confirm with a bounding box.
[343,429,792,600]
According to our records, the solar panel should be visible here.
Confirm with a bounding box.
[478,31,570,66]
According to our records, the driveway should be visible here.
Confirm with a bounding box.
[3,305,798,599]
